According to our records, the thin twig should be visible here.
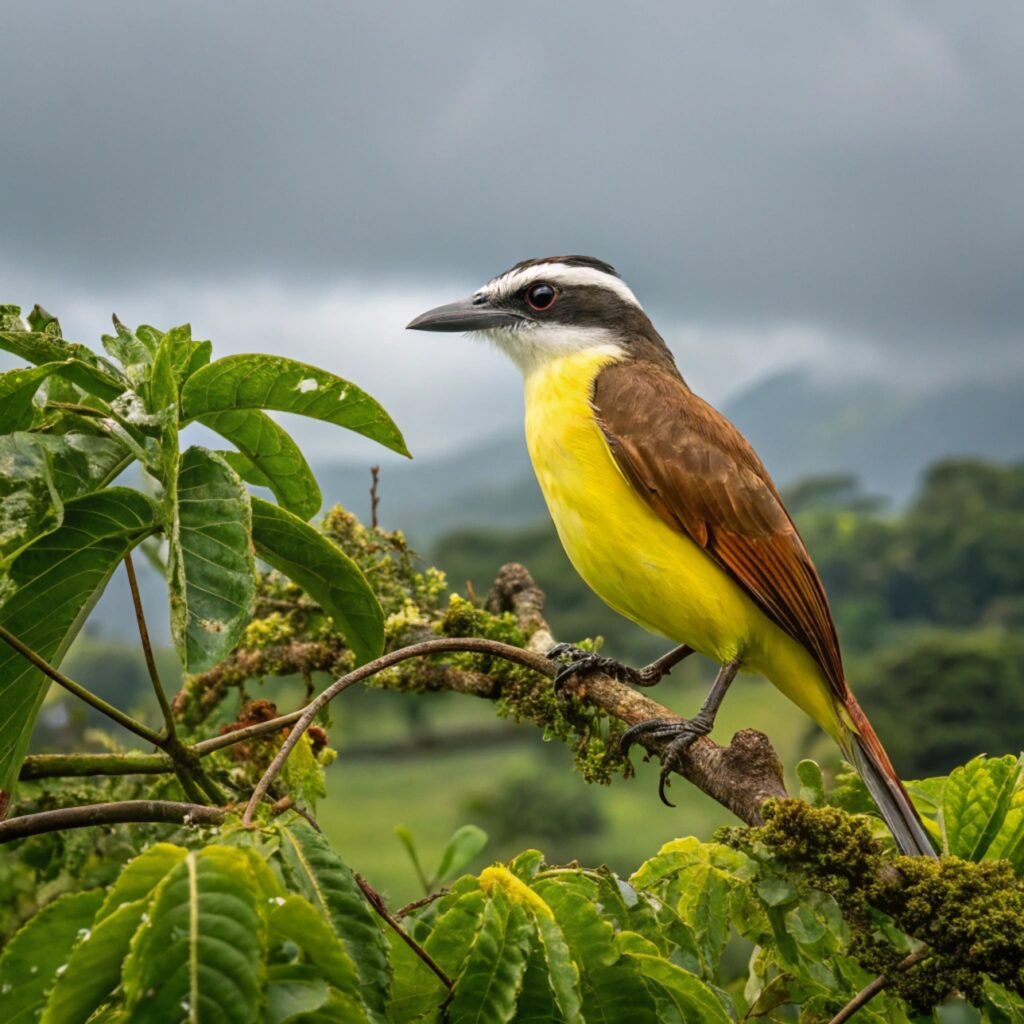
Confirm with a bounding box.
[124,551,175,735]
[355,874,453,991]
[242,636,552,824]
[0,800,225,844]
[194,708,306,755]
[395,888,450,921]
[369,465,380,528]
[828,950,929,1024]
[0,625,163,746]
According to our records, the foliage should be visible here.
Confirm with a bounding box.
[0,303,406,803]
[4,760,1024,1021]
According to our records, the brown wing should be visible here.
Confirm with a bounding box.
[592,359,847,697]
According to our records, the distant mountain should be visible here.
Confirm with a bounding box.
[725,370,1024,503]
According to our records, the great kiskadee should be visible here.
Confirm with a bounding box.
[407,255,935,858]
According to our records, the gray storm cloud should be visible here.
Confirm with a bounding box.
[2,1,1023,376]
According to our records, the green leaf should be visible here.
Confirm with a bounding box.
[97,843,188,921]
[434,824,489,886]
[629,837,748,976]
[619,936,733,1024]
[181,354,409,457]
[251,497,383,664]
[276,819,391,1021]
[27,304,62,336]
[537,882,658,1023]
[0,433,62,564]
[0,362,65,432]
[0,889,104,1024]
[280,732,328,810]
[521,914,583,1023]
[218,449,274,489]
[393,825,430,893]
[268,895,370,1020]
[40,898,147,1024]
[447,897,535,1024]
[0,488,158,798]
[201,409,321,520]
[796,759,825,807]
[389,888,487,1021]
[168,446,254,673]
[0,331,124,399]
[0,304,25,330]
[265,966,331,1024]
[0,432,131,568]
[942,754,1020,860]
[101,319,152,385]
[986,759,1024,873]
[123,846,264,1024]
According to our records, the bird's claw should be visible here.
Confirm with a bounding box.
[618,714,714,808]
[546,643,643,694]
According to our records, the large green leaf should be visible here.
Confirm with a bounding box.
[251,498,383,665]
[0,434,61,565]
[276,819,391,1021]
[447,897,535,1024]
[123,846,264,1024]
[0,889,105,1024]
[0,330,124,399]
[618,934,733,1024]
[389,889,487,1022]
[202,409,321,520]
[0,362,66,432]
[180,354,409,457]
[0,488,158,799]
[168,447,254,673]
[268,895,371,1021]
[97,843,188,921]
[40,898,147,1024]
[942,754,1021,860]
[536,883,659,1023]
[0,432,131,568]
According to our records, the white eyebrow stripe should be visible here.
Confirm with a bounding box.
[483,263,642,309]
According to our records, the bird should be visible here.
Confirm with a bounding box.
[407,255,936,858]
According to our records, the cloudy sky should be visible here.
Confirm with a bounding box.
[3,1,1023,462]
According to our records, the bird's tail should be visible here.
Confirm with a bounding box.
[841,695,937,858]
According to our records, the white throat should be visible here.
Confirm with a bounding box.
[484,324,625,378]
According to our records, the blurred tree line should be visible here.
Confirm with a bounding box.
[436,458,1024,779]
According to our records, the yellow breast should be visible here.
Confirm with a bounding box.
[522,348,841,736]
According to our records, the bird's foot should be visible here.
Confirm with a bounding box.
[618,712,715,807]
[546,643,656,693]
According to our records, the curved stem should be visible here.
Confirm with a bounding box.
[242,637,552,824]
[124,551,175,735]
[0,625,163,746]
[0,800,225,844]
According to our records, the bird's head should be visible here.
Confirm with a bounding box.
[406,255,673,375]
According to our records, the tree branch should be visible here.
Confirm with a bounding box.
[242,564,786,828]
[0,800,225,844]
[827,950,929,1024]
[19,752,172,779]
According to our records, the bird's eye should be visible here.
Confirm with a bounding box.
[526,282,556,311]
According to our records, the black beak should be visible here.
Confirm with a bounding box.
[406,297,524,333]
